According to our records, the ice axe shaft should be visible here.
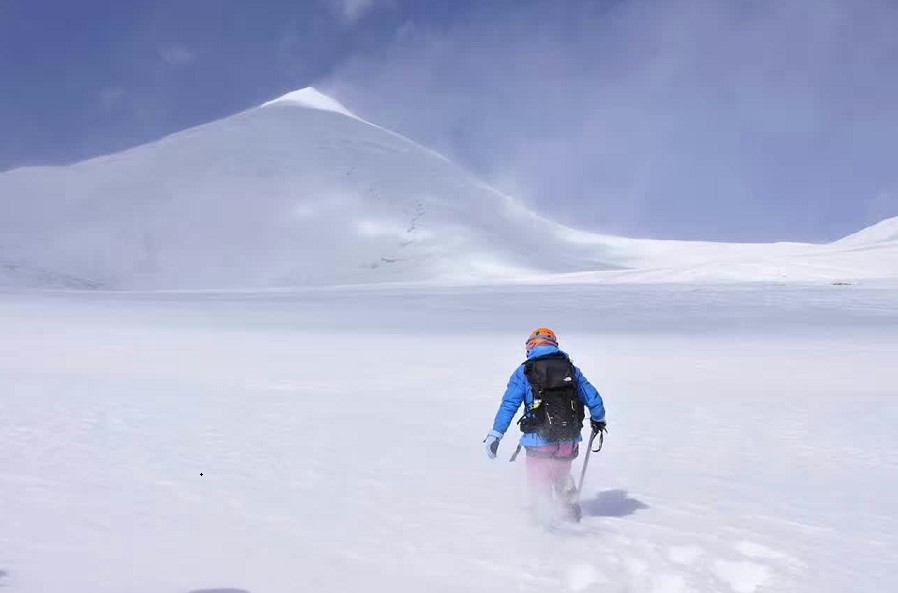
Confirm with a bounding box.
[576,428,603,495]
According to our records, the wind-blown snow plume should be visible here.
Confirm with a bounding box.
[325,0,898,241]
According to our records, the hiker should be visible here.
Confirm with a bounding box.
[484,328,606,522]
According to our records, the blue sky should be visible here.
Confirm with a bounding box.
[2,0,897,241]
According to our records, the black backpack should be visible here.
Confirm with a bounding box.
[518,353,585,442]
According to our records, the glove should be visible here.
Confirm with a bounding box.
[591,418,607,434]
[483,430,502,459]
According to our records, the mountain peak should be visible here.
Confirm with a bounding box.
[259,86,360,120]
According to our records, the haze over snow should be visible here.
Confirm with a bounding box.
[0,87,895,290]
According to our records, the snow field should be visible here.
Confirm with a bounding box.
[0,285,896,592]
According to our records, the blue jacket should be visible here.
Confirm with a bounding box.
[490,344,605,447]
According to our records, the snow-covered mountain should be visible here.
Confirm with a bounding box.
[0,88,605,289]
[2,89,897,593]
[0,87,895,289]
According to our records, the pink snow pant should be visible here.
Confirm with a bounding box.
[525,443,578,494]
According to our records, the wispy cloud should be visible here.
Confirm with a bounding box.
[328,0,389,24]
[326,0,898,241]
[867,190,898,224]
[158,44,196,66]
[97,86,126,110]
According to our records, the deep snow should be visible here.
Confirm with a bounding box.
[1,283,896,593]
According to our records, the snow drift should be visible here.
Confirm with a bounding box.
[0,87,895,289]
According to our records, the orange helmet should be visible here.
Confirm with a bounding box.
[526,327,558,353]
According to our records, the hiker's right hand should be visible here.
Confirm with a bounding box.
[483,431,502,459]
[591,419,607,434]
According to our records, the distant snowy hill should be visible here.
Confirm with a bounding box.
[1,87,896,289]
[834,215,898,246]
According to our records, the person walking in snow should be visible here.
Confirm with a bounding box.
[484,328,606,522]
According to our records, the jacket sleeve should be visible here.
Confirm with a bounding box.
[491,368,527,436]
[575,366,605,421]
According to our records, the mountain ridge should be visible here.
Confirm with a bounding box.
[1,87,895,289]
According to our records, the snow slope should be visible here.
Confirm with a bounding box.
[834,215,898,246]
[0,88,616,289]
[1,284,896,593]
[1,87,896,289]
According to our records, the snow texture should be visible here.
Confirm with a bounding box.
[0,284,896,593]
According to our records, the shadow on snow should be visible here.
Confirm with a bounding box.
[581,489,649,517]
